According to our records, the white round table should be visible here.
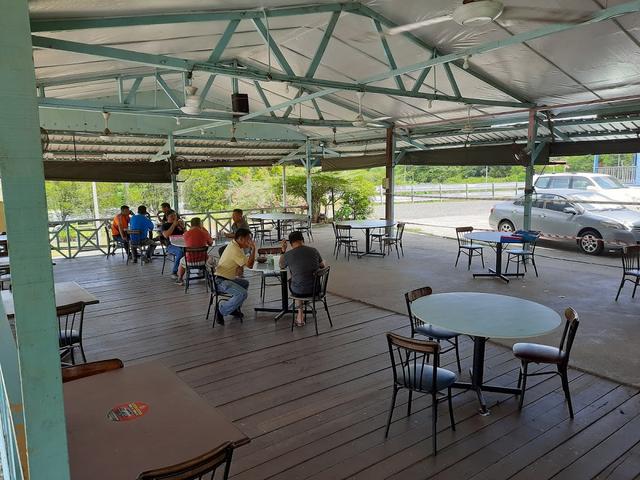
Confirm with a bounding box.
[335,220,396,257]
[411,292,561,413]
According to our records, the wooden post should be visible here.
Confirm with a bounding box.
[0,1,70,477]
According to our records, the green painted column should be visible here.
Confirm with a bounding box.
[305,140,313,220]
[0,1,71,479]
[523,110,538,232]
[168,134,179,212]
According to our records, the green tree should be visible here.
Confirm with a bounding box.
[45,181,92,221]
[284,173,349,221]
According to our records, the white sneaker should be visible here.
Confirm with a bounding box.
[171,273,179,279]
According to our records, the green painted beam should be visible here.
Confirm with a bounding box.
[311,98,324,120]
[30,3,357,32]
[411,66,432,94]
[443,63,461,98]
[197,74,217,110]
[155,74,182,108]
[252,18,296,77]
[253,81,277,118]
[208,19,240,63]
[306,11,341,78]
[0,1,70,478]
[124,76,143,104]
[283,89,303,118]
[359,1,640,86]
[373,19,406,91]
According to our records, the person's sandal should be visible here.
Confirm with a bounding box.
[295,319,305,327]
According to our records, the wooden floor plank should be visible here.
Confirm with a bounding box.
[49,256,640,480]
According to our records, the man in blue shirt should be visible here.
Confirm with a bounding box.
[128,205,157,263]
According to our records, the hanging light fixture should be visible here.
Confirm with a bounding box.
[228,122,238,145]
[331,127,338,147]
[463,55,471,70]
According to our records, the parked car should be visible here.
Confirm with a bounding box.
[489,189,640,255]
[534,173,640,207]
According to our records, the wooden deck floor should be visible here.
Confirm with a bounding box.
[54,255,640,480]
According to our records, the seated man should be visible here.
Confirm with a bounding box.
[176,217,213,285]
[158,202,176,223]
[111,205,131,258]
[279,230,325,327]
[214,228,256,325]
[161,212,186,278]
[128,205,157,263]
[223,208,250,239]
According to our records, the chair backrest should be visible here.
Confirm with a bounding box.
[335,224,352,239]
[396,223,406,240]
[622,245,640,273]
[455,226,473,247]
[137,442,234,480]
[405,286,432,335]
[258,247,281,256]
[62,358,124,383]
[386,332,440,393]
[313,266,330,299]
[57,302,85,347]
[127,228,142,244]
[558,307,580,367]
[185,246,209,266]
[104,225,113,242]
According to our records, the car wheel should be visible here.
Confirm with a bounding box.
[578,228,604,255]
[498,220,515,232]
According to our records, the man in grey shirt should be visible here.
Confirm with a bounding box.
[224,208,250,239]
[279,231,325,327]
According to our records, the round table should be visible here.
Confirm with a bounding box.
[465,231,525,283]
[335,220,396,257]
[249,213,308,241]
[411,292,561,414]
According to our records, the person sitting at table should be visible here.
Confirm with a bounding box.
[162,212,186,279]
[214,228,256,325]
[158,202,176,223]
[128,205,157,264]
[280,231,325,327]
[223,208,250,239]
[175,217,213,285]
[111,205,131,258]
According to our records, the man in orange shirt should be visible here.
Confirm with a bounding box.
[111,205,131,258]
[176,217,213,285]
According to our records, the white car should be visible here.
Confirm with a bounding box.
[534,173,640,208]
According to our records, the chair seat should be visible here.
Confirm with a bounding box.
[625,269,640,277]
[513,342,565,364]
[460,245,483,251]
[403,365,457,393]
[263,270,282,278]
[415,324,459,340]
[507,249,532,256]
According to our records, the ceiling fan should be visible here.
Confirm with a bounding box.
[380,0,588,37]
[352,92,391,128]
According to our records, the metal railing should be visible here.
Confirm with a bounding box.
[374,182,524,202]
[47,206,308,258]
[597,166,637,184]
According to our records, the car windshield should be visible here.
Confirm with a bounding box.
[568,193,625,211]
[593,175,625,189]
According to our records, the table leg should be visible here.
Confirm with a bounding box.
[365,228,371,255]
[473,241,523,282]
[276,220,282,241]
[254,270,292,320]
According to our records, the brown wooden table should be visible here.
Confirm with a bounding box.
[64,361,249,479]
[2,281,98,318]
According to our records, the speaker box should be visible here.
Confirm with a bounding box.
[231,93,249,115]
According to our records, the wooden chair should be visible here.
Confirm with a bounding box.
[137,441,234,480]
[505,231,540,277]
[58,302,87,365]
[455,226,484,270]
[334,225,358,261]
[513,307,580,418]
[405,287,461,373]
[382,223,406,259]
[205,267,233,328]
[289,266,333,336]
[385,332,456,455]
[62,358,123,383]
[258,247,282,302]
[615,245,640,301]
[184,246,209,293]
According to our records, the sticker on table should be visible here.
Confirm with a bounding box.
[107,401,149,422]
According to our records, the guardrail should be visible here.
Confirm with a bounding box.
[374,182,524,202]
[47,206,307,259]
[597,166,637,184]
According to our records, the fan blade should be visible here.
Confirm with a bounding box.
[387,15,452,35]
[501,6,590,24]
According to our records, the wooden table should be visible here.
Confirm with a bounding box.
[411,292,561,415]
[64,362,249,479]
[335,220,396,257]
[2,281,98,318]
[465,231,525,283]
[249,213,308,241]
